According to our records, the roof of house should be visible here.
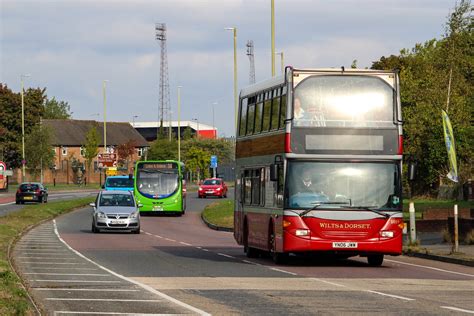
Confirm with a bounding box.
[43,119,149,147]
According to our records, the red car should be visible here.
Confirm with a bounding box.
[198,178,228,198]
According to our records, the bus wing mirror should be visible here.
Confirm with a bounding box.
[101,185,105,189]
[270,164,278,182]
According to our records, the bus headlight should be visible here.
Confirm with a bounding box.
[130,211,139,219]
[380,231,394,238]
[295,229,309,236]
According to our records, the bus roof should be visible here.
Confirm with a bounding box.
[240,67,398,98]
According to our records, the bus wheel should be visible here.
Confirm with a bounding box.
[269,226,287,264]
[244,223,258,258]
[367,254,384,266]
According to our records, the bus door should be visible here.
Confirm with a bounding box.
[234,172,245,244]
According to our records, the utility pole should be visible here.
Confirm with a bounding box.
[246,40,256,84]
[271,0,275,77]
[155,23,171,141]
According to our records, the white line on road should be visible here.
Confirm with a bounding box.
[18,257,78,260]
[25,273,110,276]
[180,242,192,246]
[34,280,121,283]
[201,248,210,252]
[242,260,262,266]
[217,253,235,259]
[46,298,163,302]
[20,262,85,265]
[196,246,202,249]
[440,306,474,314]
[54,312,181,315]
[26,267,98,270]
[35,288,139,292]
[270,268,298,276]
[309,278,347,288]
[164,238,176,242]
[0,202,14,206]
[53,219,211,316]
[367,290,415,301]
[386,259,474,277]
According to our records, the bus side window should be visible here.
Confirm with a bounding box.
[247,104,255,135]
[276,164,284,207]
[271,89,281,130]
[239,98,248,136]
[280,93,287,129]
[262,92,272,132]
[244,170,252,205]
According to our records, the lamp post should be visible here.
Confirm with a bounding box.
[225,27,238,134]
[192,118,199,139]
[103,80,109,152]
[132,115,139,127]
[212,101,218,139]
[20,74,31,182]
[177,86,182,161]
[276,51,284,74]
[271,0,275,77]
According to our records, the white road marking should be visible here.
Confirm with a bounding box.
[366,290,415,301]
[270,268,298,276]
[164,238,176,242]
[20,262,85,265]
[202,248,210,252]
[35,288,139,292]
[386,259,474,277]
[217,253,235,259]
[34,280,121,283]
[54,312,180,315]
[180,242,192,246]
[242,260,262,266]
[18,257,78,260]
[309,278,347,288]
[53,220,211,316]
[47,298,163,302]
[0,202,15,206]
[196,246,202,249]
[26,267,98,270]
[25,273,110,276]
[440,306,474,314]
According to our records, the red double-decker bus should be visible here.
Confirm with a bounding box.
[234,68,404,266]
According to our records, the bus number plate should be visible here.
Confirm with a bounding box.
[153,206,163,211]
[332,242,358,249]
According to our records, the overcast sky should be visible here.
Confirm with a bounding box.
[1,0,455,137]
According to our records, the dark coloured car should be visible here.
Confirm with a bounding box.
[16,182,48,204]
[198,178,228,198]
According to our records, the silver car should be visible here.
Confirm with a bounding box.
[90,190,141,234]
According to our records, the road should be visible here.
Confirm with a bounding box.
[13,190,474,315]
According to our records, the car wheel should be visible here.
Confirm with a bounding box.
[39,196,43,203]
[92,222,98,233]
[133,228,140,234]
[44,196,48,203]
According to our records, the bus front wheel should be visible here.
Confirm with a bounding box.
[367,254,384,266]
[269,224,287,264]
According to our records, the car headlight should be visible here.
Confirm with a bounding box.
[97,212,107,219]
[130,211,139,219]
[198,187,203,191]
[216,187,221,191]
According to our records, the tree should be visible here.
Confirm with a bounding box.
[117,140,137,169]
[24,124,54,180]
[371,0,473,196]
[83,126,100,179]
[183,126,193,140]
[184,146,211,181]
[147,138,178,160]
[43,97,72,119]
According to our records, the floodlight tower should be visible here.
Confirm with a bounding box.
[155,23,171,141]
[246,40,256,84]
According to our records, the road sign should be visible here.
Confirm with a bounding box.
[106,167,118,176]
[0,161,5,180]
[98,153,117,168]
[210,155,217,168]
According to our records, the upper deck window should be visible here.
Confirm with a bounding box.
[294,75,394,128]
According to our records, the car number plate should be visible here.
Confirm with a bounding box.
[110,220,126,224]
[206,190,214,193]
[332,242,358,248]
[24,196,33,200]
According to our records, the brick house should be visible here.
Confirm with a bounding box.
[16,119,149,184]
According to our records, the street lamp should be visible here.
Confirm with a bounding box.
[271,0,275,77]
[132,115,139,127]
[225,27,238,135]
[177,86,182,161]
[275,51,284,75]
[191,118,199,139]
[103,80,109,152]
[212,101,218,139]
[20,74,31,182]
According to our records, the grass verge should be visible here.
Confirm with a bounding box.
[202,200,233,229]
[8,183,101,192]
[0,196,94,315]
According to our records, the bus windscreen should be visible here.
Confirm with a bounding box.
[136,164,179,199]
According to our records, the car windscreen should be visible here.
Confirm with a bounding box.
[285,161,401,210]
[20,184,39,191]
[106,177,134,188]
[99,193,135,207]
[203,179,221,185]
